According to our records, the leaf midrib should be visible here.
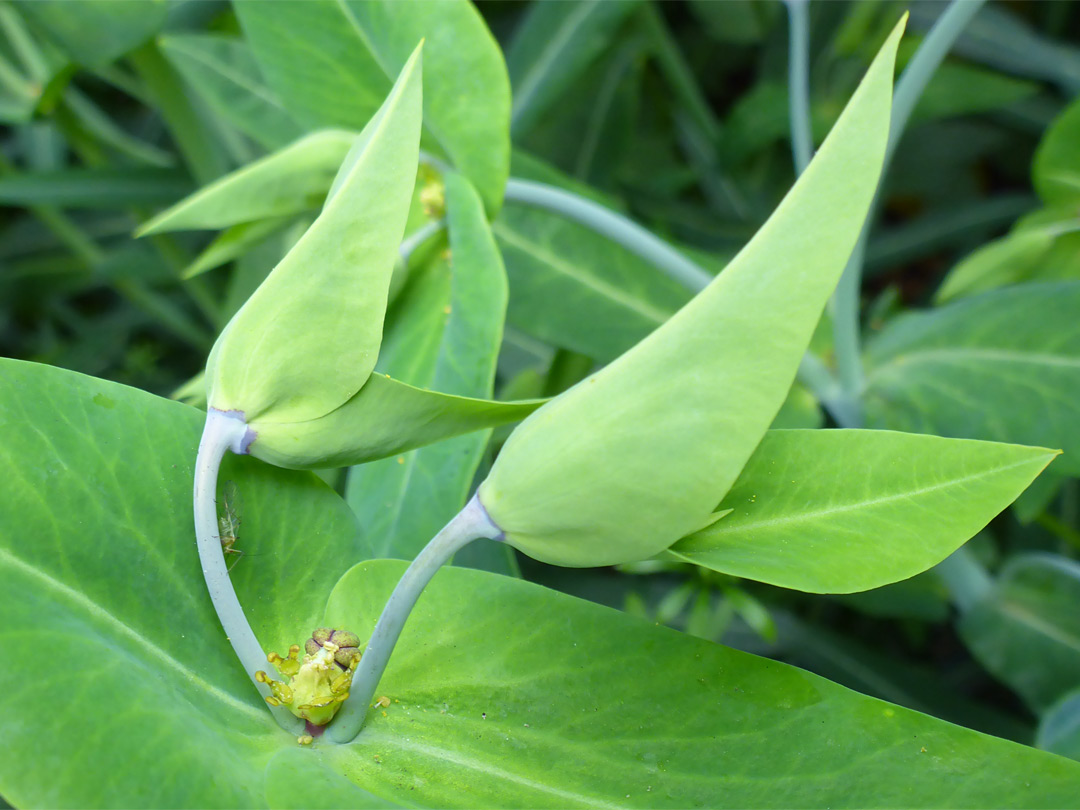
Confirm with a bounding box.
[493,219,672,325]
[356,729,626,810]
[684,455,1044,543]
[0,545,268,723]
[867,345,1080,386]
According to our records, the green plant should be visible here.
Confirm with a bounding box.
[2,1,1080,807]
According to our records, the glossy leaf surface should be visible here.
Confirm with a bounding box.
[670,429,1057,593]
[865,282,1080,475]
[2,360,1078,808]
[235,0,509,212]
[0,359,361,808]
[310,560,1080,808]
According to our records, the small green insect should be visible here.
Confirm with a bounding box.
[217,480,244,572]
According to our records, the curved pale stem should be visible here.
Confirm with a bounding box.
[785,0,813,174]
[831,0,988,420]
[328,493,502,743]
[194,408,303,734]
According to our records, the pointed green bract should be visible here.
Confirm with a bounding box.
[478,20,904,567]
[669,429,1058,594]
[206,46,423,424]
[136,129,354,235]
[249,373,541,470]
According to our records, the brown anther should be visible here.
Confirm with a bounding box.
[334,647,360,669]
[330,630,360,648]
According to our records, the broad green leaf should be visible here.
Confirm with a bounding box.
[249,373,540,471]
[1034,93,1080,207]
[136,129,353,235]
[0,359,361,808]
[160,34,305,151]
[769,611,1029,742]
[668,429,1057,593]
[346,173,512,568]
[16,0,166,66]
[507,0,640,136]
[865,282,1080,475]
[478,22,902,567]
[960,553,1080,713]
[935,228,1057,303]
[0,167,189,209]
[494,203,693,362]
[235,0,509,213]
[1039,689,1080,762]
[311,560,1080,808]
[207,48,422,424]
[1011,207,1080,284]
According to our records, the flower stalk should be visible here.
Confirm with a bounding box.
[194,408,304,734]
[328,493,502,743]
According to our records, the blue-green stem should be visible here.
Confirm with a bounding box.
[784,0,813,175]
[329,493,502,743]
[194,409,303,735]
[830,0,988,424]
[502,177,844,419]
[504,178,713,292]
